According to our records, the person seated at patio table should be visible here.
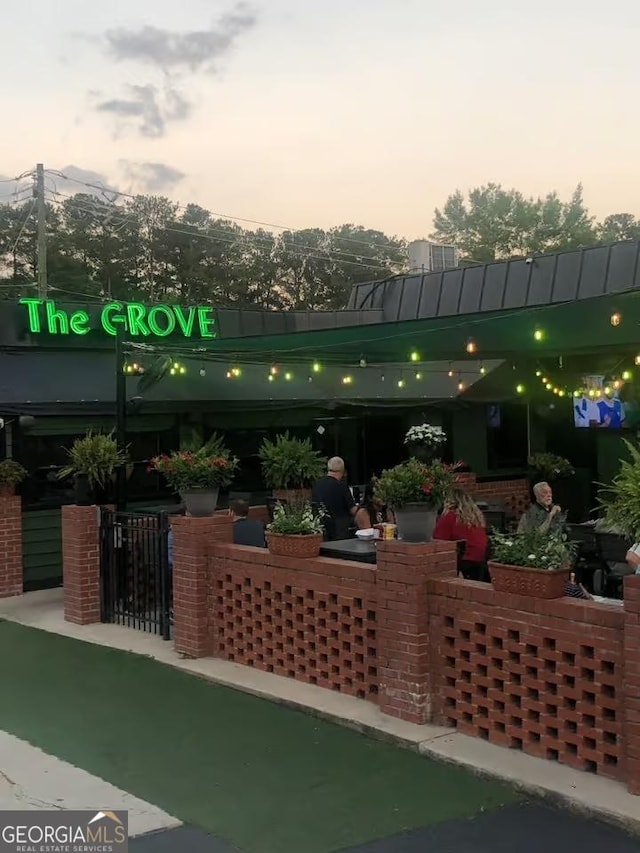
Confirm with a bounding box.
[517,481,565,534]
[312,457,358,540]
[229,499,266,547]
[433,488,488,581]
[625,543,640,575]
[355,483,395,529]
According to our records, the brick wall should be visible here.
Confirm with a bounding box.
[459,474,530,519]
[430,576,625,782]
[0,495,22,598]
[210,543,379,699]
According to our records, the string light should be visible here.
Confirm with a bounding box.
[458,380,465,392]
[199,367,206,377]
[534,329,544,341]
[535,370,542,377]
[410,350,420,362]
[465,338,477,354]
[479,364,486,375]
[610,312,622,326]
[312,361,322,373]
[622,370,632,381]
[397,379,405,389]
[516,384,525,394]
[635,355,640,366]
[342,375,353,385]
[558,390,566,397]
[170,361,186,376]
[284,371,293,381]
[545,382,553,390]
[270,365,279,376]
[415,372,422,380]
[268,374,274,383]
[448,367,454,378]
[359,358,367,368]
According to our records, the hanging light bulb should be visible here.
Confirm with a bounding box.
[342,375,353,385]
[604,386,612,395]
[173,362,180,370]
[199,368,206,377]
[622,370,632,381]
[535,370,542,377]
[541,376,548,384]
[458,380,465,392]
[610,312,622,326]
[573,390,581,398]
[614,379,621,390]
[588,389,596,398]
[397,378,405,389]
[558,390,565,397]
[231,367,241,378]
[415,372,422,380]
[226,370,232,379]
[284,371,293,381]
[410,350,420,362]
[170,367,176,376]
[179,366,186,375]
[448,367,454,378]
[268,374,274,383]
[516,384,525,394]
[312,361,322,373]
[465,338,477,354]
[635,355,640,366]
[545,382,553,390]
[534,329,544,342]
[359,358,367,368]
[270,365,279,376]
[479,364,486,375]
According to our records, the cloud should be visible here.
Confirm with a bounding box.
[120,161,186,192]
[91,4,257,137]
[103,4,257,74]
[96,84,191,138]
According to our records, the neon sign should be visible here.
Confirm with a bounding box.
[19,299,216,339]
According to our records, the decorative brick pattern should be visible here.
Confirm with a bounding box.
[210,545,378,699]
[623,575,640,794]
[431,578,625,783]
[0,495,22,598]
[172,514,232,658]
[62,505,100,624]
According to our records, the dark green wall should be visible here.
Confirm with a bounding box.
[451,408,488,475]
[22,509,62,591]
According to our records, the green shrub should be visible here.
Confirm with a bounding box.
[59,431,127,488]
[259,433,325,490]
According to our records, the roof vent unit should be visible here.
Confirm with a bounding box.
[408,240,459,274]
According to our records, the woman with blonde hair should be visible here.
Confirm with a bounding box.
[433,487,489,581]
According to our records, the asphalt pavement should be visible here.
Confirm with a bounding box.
[131,803,640,853]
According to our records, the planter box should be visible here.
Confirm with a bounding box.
[266,532,323,558]
[488,560,570,599]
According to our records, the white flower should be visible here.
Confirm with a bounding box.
[403,423,446,448]
[527,554,536,560]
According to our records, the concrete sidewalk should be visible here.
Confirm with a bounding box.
[1,589,639,835]
[0,731,180,838]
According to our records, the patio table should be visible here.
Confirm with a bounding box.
[320,539,377,564]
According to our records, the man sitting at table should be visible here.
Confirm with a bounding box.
[517,481,565,534]
[312,457,358,540]
[229,499,266,547]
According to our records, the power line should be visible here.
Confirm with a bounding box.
[46,169,407,255]
[44,190,399,273]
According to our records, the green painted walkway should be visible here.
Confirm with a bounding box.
[0,621,519,853]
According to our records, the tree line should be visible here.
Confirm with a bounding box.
[0,183,638,309]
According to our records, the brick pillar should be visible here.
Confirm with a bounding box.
[377,540,457,724]
[624,574,640,794]
[0,494,23,598]
[62,505,100,624]
[172,514,232,658]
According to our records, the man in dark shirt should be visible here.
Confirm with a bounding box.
[230,499,266,547]
[312,457,357,540]
[517,481,565,534]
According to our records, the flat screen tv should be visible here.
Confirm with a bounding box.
[573,375,639,429]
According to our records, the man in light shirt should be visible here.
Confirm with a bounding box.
[626,543,640,575]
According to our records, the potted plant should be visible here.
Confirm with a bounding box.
[149,434,238,517]
[403,423,446,463]
[488,528,576,599]
[374,457,463,542]
[0,459,27,496]
[259,432,326,502]
[265,499,325,558]
[597,438,640,538]
[528,452,574,482]
[59,430,127,506]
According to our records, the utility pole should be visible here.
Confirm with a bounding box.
[36,163,47,299]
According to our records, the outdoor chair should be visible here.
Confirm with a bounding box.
[594,531,633,598]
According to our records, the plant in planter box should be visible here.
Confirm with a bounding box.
[149,434,238,517]
[528,452,574,482]
[265,500,326,558]
[488,528,576,598]
[597,438,640,539]
[374,457,463,542]
[403,423,446,462]
[59,431,127,505]
[0,459,27,496]
[259,432,325,500]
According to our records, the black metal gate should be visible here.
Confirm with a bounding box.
[100,508,172,640]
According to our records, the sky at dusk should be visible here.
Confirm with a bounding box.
[2,0,639,238]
